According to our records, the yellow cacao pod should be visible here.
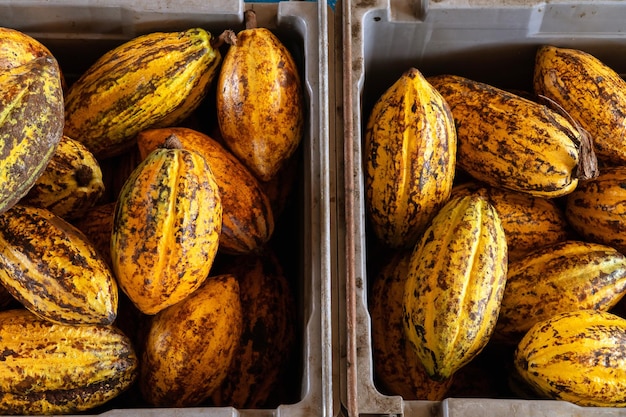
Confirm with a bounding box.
[0,56,64,214]
[64,28,222,159]
[428,74,586,198]
[365,67,457,248]
[0,205,118,325]
[141,274,243,407]
[136,127,274,255]
[20,135,105,221]
[450,181,570,261]
[370,250,453,400]
[515,309,626,407]
[495,240,626,343]
[0,308,137,415]
[111,137,222,315]
[217,10,304,181]
[0,26,66,90]
[211,251,297,408]
[534,45,626,165]
[565,166,626,254]
[403,194,508,380]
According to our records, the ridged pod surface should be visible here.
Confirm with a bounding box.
[428,74,581,198]
[64,28,222,159]
[495,240,626,343]
[141,274,242,407]
[136,127,274,255]
[21,135,105,220]
[365,68,457,248]
[534,45,626,165]
[111,140,222,315]
[0,27,66,90]
[0,205,118,325]
[0,309,137,415]
[565,166,626,254]
[211,252,297,408]
[451,181,570,261]
[403,194,508,380]
[217,11,304,182]
[370,250,453,400]
[515,309,626,407]
[0,56,64,214]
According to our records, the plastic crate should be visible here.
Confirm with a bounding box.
[337,0,626,416]
[0,1,336,416]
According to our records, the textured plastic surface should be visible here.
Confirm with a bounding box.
[0,1,335,416]
[338,0,626,416]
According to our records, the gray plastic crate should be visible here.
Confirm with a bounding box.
[0,1,336,416]
[337,0,626,416]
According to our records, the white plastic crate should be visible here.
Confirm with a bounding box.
[0,1,336,416]
[337,0,626,416]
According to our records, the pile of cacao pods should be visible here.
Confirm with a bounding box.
[0,9,304,415]
[366,45,626,407]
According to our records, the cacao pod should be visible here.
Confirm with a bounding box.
[20,135,105,221]
[140,274,243,407]
[0,204,118,325]
[450,181,570,261]
[211,251,297,408]
[403,194,508,380]
[428,74,590,197]
[495,240,626,343]
[136,127,274,255]
[111,136,222,315]
[370,250,452,400]
[515,309,626,407]
[217,10,304,181]
[64,28,222,159]
[365,67,456,248]
[534,45,626,165]
[0,308,137,415]
[0,56,64,214]
[565,165,626,254]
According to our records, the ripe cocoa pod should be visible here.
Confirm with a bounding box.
[0,308,137,415]
[565,165,626,254]
[428,74,590,198]
[370,250,452,400]
[0,205,118,325]
[0,26,66,90]
[136,127,274,255]
[0,55,64,214]
[515,309,626,407]
[217,10,304,181]
[534,45,626,165]
[140,274,243,407]
[211,251,297,408]
[20,135,105,221]
[111,136,222,315]
[403,194,508,380]
[450,181,570,261]
[365,67,457,248]
[495,240,626,343]
[64,28,223,159]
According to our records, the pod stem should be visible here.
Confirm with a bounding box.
[212,29,238,48]
[75,165,93,187]
[244,9,258,30]
[161,134,183,150]
[538,94,599,181]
